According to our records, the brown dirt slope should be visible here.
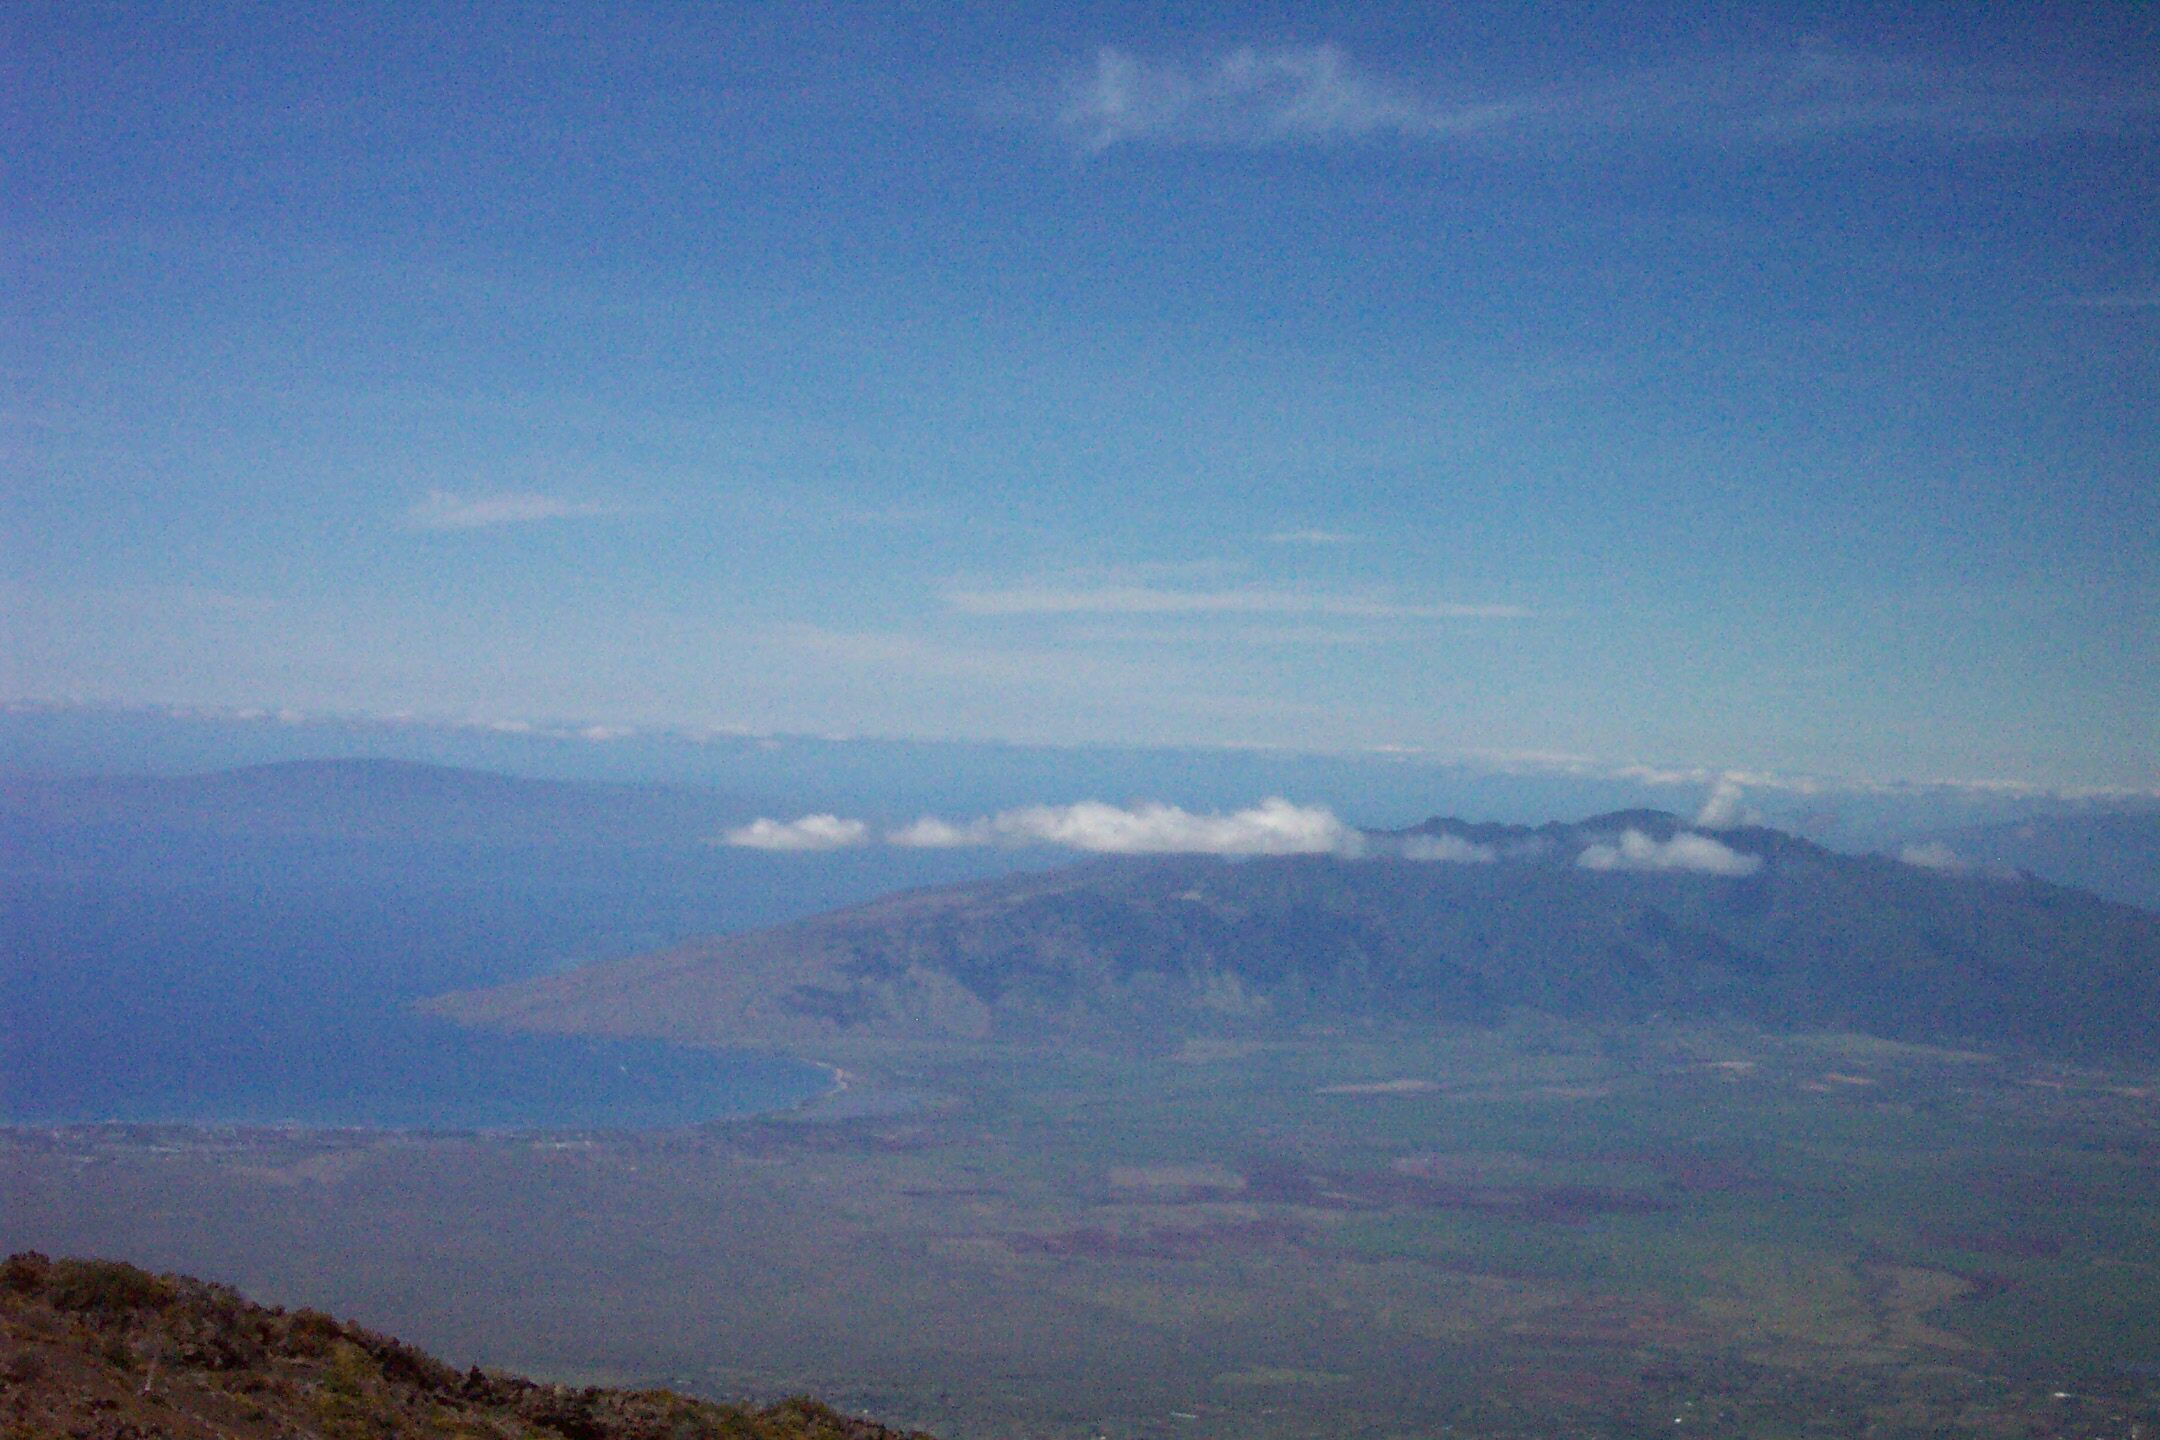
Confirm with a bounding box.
[0,1252,935,1440]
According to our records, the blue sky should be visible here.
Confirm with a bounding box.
[7,3,2157,789]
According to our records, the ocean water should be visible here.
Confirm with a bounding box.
[1,823,858,1131]
[0,1012,829,1131]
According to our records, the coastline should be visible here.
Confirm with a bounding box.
[780,1058,932,1122]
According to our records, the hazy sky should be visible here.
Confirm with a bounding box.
[8,4,2157,788]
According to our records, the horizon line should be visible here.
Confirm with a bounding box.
[3,694,2155,804]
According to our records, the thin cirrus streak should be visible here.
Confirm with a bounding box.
[2061,288,2160,310]
[1046,42,2158,152]
[942,585,1530,620]
[1052,44,1521,150]
[404,491,620,531]
[1265,529,1364,546]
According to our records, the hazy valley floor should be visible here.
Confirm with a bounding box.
[6,1022,2158,1439]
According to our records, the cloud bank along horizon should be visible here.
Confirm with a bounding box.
[725,798,1362,857]
[722,791,1766,873]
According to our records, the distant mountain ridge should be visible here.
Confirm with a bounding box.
[0,758,763,847]
[430,810,2160,1062]
[1906,808,2160,913]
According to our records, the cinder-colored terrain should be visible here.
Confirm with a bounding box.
[0,1252,934,1440]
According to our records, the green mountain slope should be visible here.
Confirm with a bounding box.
[428,811,2160,1061]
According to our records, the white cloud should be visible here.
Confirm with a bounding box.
[1400,833,1497,863]
[1577,829,1763,876]
[1898,841,1970,873]
[992,797,1360,856]
[1043,43,2155,153]
[722,814,871,852]
[888,799,1365,856]
[944,585,1528,620]
[1694,775,1756,829]
[405,490,619,531]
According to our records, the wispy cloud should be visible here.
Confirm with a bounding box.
[1042,43,2157,153]
[721,814,871,852]
[886,817,985,850]
[1054,44,1522,151]
[944,584,1529,620]
[775,622,1146,688]
[1577,829,1763,876]
[1897,841,1969,873]
[1065,623,1387,648]
[2061,287,2160,311]
[404,490,621,531]
[1266,529,1362,546]
[1400,833,1497,864]
[1693,775,1760,829]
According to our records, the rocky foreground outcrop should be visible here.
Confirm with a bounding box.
[0,1252,934,1440]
